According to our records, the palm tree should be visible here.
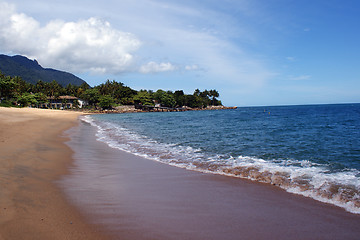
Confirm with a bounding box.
[209,89,219,106]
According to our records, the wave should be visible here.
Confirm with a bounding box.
[82,115,360,214]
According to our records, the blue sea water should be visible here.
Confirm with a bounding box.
[84,103,360,213]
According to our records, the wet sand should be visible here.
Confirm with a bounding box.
[0,107,108,240]
[61,119,360,240]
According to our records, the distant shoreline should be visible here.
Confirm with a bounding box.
[84,104,237,114]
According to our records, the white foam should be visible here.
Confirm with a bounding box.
[85,115,360,214]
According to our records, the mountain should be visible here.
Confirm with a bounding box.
[0,54,88,86]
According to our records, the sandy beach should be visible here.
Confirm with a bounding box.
[1,107,360,240]
[0,107,108,240]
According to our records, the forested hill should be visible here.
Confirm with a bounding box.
[0,54,87,86]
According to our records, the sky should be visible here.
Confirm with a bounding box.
[0,0,359,106]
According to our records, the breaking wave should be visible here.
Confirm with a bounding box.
[82,115,360,214]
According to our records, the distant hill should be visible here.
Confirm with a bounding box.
[0,54,88,86]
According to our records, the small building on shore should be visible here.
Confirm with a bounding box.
[47,96,86,109]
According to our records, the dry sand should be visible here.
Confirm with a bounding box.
[0,107,108,240]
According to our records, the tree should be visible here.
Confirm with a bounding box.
[133,90,154,106]
[0,74,18,100]
[81,88,101,106]
[114,86,137,103]
[49,80,62,97]
[34,92,48,105]
[153,90,176,107]
[96,80,137,104]
[184,95,203,108]
[65,83,77,96]
[35,80,48,95]
[174,90,185,107]
[209,89,220,106]
[13,76,31,95]
[119,97,134,105]
[0,71,224,110]
[193,89,201,97]
[17,93,37,107]
[99,95,115,109]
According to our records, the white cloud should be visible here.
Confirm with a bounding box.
[185,64,199,71]
[140,61,177,73]
[0,0,274,89]
[0,1,141,74]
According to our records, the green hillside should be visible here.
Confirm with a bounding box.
[0,54,87,86]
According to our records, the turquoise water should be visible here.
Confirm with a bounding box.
[84,103,360,213]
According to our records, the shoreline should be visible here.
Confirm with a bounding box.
[71,104,237,114]
[2,106,360,239]
[61,117,360,240]
[0,107,109,240]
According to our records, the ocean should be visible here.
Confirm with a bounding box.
[83,103,360,214]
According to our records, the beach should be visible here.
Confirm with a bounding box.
[1,107,360,240]
[0,107,108,240]
[62,114,360,240]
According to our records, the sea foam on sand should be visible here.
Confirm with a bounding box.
[59,118,360,240]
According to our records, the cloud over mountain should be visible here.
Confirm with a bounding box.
[0,2,141,74]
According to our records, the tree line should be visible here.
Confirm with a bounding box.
[0,72,222,109]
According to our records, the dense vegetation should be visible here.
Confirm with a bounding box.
[0,72,222,109]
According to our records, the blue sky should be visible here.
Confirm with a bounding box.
[0,0,359,106]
